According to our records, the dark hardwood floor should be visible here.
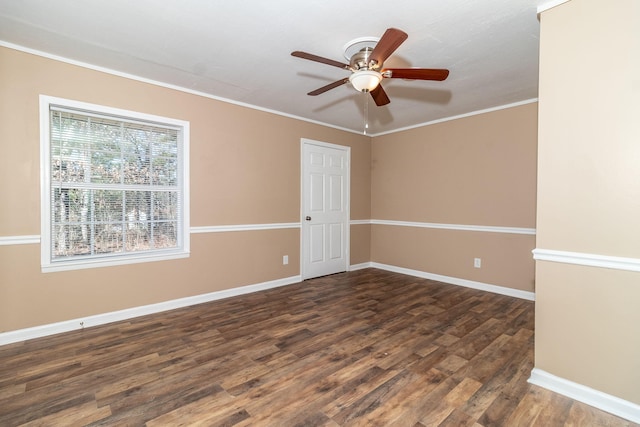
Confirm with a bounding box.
[0,268,636,426]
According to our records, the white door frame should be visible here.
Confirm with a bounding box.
[300,138,350,280]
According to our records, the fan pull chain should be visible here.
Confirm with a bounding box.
[363,92,369,135]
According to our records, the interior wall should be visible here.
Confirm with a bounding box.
[0,43,540,336]
[0,46,370,333]
[371,103,538,292]
[535,0,640,404]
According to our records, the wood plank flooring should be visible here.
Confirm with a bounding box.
[0,268,636,426]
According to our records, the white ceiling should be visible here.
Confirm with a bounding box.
[0,0,545,135]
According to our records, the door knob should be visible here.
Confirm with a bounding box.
[305,216,311,221]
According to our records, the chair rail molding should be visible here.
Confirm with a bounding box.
[0,235,41,245]
[371,219,536,235]
[190,222,300,234]
[533,248,640,273]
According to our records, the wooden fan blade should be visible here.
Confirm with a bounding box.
[291,51,350,70]
[308,78,350,96]
[369,28,408,67]
[384,68,450,81]
[370,85,390,106]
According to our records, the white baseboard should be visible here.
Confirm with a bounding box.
[349,262,372,271]
[528,368,640,424]
[0,262,535,346]
[368,262,535,301]
[0,275,302,346]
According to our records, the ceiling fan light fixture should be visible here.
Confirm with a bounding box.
[349,70,382,92]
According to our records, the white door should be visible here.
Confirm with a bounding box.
[301,139,350,280]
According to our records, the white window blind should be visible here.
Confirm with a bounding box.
[41,96,189,272]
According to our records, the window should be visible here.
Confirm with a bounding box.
[40,96,189,272]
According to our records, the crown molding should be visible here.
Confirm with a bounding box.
[1,41,537,137]
[537,0,570,14]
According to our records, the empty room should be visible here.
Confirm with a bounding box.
[0,0,638,425]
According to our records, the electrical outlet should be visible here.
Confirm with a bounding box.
[283,255,289,265]
[474,258,481,268]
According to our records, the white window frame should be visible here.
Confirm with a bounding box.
[40,95,190,272]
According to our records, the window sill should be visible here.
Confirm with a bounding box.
[41,250,190,273]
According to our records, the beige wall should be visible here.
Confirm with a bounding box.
[371,103,538,291]
[0,46,370,332]
[0,43,540,337]
[536,0,640,404]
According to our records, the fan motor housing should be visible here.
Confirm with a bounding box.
[350,48,383,72]
[343,36,381,71]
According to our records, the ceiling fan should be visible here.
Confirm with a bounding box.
[291,28,450,106]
